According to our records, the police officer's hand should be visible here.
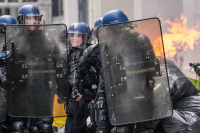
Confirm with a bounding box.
[75,93,82,102]
[71,86,82,102]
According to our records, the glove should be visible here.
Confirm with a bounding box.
[66,86,79,114]
[70,86,79,101]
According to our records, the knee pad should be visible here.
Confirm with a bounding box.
[10,121,26,133]
[29,126,39,133]
[111,127,132,133]
[38,123,53,133]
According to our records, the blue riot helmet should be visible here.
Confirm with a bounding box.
[93,17,103,32]
[102,9,128,24]
[102,9,133,35]
[94,17,103,27]
[98,10,130,43]
[86,25,90,34]
[0,15,17,33]
[0,51,10,59]
[92,17,103,39]
[81,22,91,34]
[17,5,43,24]
[81,22,91,42]
[68,23,88,49]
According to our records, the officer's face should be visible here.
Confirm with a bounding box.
[25,16,39,30]
[99,28,114,43]
[69,33,83,47]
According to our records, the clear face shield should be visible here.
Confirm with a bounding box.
[97,22,136,44]
[97,26,113,44]
[90,27,97,45]
[90,31,98,45]
[25,13,43,30]
[18,13,43,25]
[68,32,87,49]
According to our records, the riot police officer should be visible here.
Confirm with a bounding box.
[69,9,158,133]
[81,22,93,45]
[65,22,97,133]
[93,17,103,38]
[101,10,156,133]
[91,17,103,44]
[0,15,17,133]
[0,15,16,88]
[8,5,54,133]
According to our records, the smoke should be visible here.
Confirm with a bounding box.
[142,0,183,33]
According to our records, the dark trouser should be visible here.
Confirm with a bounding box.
[30,117,53,127]
[0,122,3,133]
[113,121,155,133]
[65,101,90,133]
[135,121,155,132]
[29,117,53,133]
[96,120,113,133]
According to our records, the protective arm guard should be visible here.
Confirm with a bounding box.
[95,73,109,122]
[166,60,198,103]
[70,44,101,87]
[95,94,107,122]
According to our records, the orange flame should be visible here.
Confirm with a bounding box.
[153,14,200,58]
[152,37,164,57]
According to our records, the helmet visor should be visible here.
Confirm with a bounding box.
[68,32,87,49]
[91,31,98,45]
[24,13,43,24]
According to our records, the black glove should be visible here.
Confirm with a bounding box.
[70,86,79,101]
[66,86,79,114]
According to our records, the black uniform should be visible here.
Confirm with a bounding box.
[70,44,112,133]
[65,44,98,133]
[70,31,157,133]
[0,62,7,133]
[0,34,8,133]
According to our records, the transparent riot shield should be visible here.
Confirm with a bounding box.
[97,18,172,125]
[5,24,68,117]
[0,34,6,122]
